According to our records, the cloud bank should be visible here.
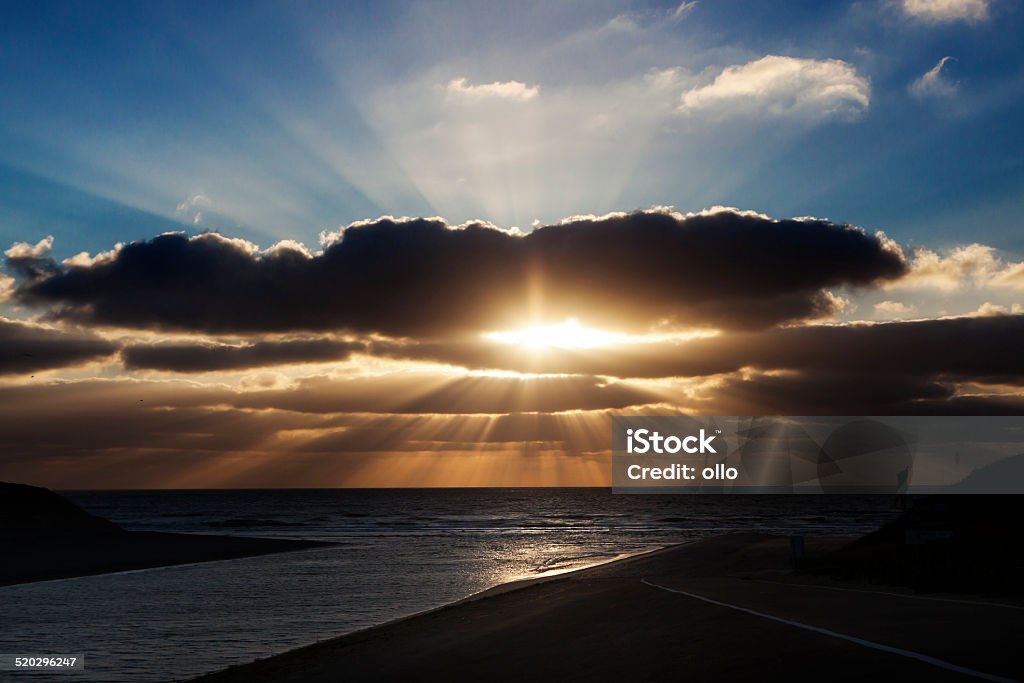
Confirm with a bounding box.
[1,207,1020,488]
[121,339,366,373]
[0,319,117,375]
[6,209,907,336]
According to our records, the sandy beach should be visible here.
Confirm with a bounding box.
[190,533,1023,682]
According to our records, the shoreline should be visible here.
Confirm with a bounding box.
[230,543,679,663]
[189,532,1024,682]
[347,543,681,631]
[180,542,683,681]
[182,535,742,679]
[185,541,688,682]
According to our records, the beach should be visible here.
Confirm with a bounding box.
[191,533,1023,682]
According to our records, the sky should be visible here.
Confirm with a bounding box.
[1,0,1023,488]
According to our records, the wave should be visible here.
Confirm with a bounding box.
[201,519,306,528]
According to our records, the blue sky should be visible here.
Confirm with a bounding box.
[1,0,1022,259]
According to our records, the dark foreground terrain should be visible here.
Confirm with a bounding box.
[0,482,328,585]
[192,532,1023,683]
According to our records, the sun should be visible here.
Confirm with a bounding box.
[483,319,628,350]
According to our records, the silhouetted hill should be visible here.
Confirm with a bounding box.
[0,482,332,585]
[0,481,122,537]
[954,454,1024,493]
[804,495,1024,595]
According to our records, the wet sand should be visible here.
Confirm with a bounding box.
[190,533,1024,682]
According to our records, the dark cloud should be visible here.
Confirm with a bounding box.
[233,373,665,415]
[3,239,60,282]
[0,403,313,454]
[375,314,1024,383]
[0,371,667,418]
[121,339,365,372]
[7,210,906,336]
[898,395,1024,416]
[0,318,117,375]
[698,371,955,415]
[696,370,1024,416]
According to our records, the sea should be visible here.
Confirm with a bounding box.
[0,489,900,682]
